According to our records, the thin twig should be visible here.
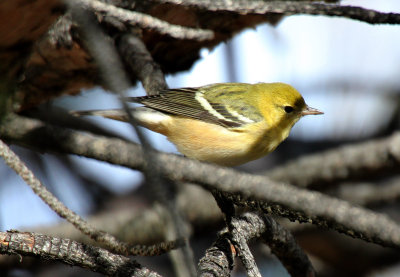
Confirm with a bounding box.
[69,0,214,40]
[29,184,220,247]
[0,230,161,277]
[327,178,400,207]
[118,34,167,95]
[230,220,262,277]
[265,133,400,188]
[210,190,245,273]
[159,0,400,25]
[261,215,315,277]
[0,139,181,256]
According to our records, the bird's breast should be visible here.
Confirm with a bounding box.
[162,118,277,166]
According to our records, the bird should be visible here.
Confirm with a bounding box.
[72,82,323,166]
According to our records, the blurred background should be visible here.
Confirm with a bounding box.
[1,0,400,276]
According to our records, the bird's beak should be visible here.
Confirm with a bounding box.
[302,105,324,116]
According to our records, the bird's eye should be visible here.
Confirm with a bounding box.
[284,106,294,113]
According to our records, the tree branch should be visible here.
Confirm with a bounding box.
[266,133,400,188]
[159,0,400,25]
[118,34,168,95]
[198,233,234,277]
[2,115,400,248]
[198,212,314,277]
[230,216,262,277]
[0,138,181,256]
[261,215,315,277]
[69,0,214,40]
[326,178,400,207]
[211,191,261,276]
[29,184,220,247]
[0,230,161,277]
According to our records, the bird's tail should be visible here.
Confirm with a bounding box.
[70,107,170,135]
[70,109,130,122]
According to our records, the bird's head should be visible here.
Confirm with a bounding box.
[256,82,323,128]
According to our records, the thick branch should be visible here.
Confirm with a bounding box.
[160,0,400,25]
[198,213,314,277]
[2,115,400,248]
[198,232,234,277]
[0,231,161,277]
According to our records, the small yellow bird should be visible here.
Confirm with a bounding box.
[74,82,323,166]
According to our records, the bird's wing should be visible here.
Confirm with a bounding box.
[125,84,263,128]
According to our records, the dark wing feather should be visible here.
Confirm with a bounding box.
[125,88,243,128]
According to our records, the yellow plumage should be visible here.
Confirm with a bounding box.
[73,82,323,166]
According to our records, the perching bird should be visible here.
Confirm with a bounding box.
[73,82,323,166]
